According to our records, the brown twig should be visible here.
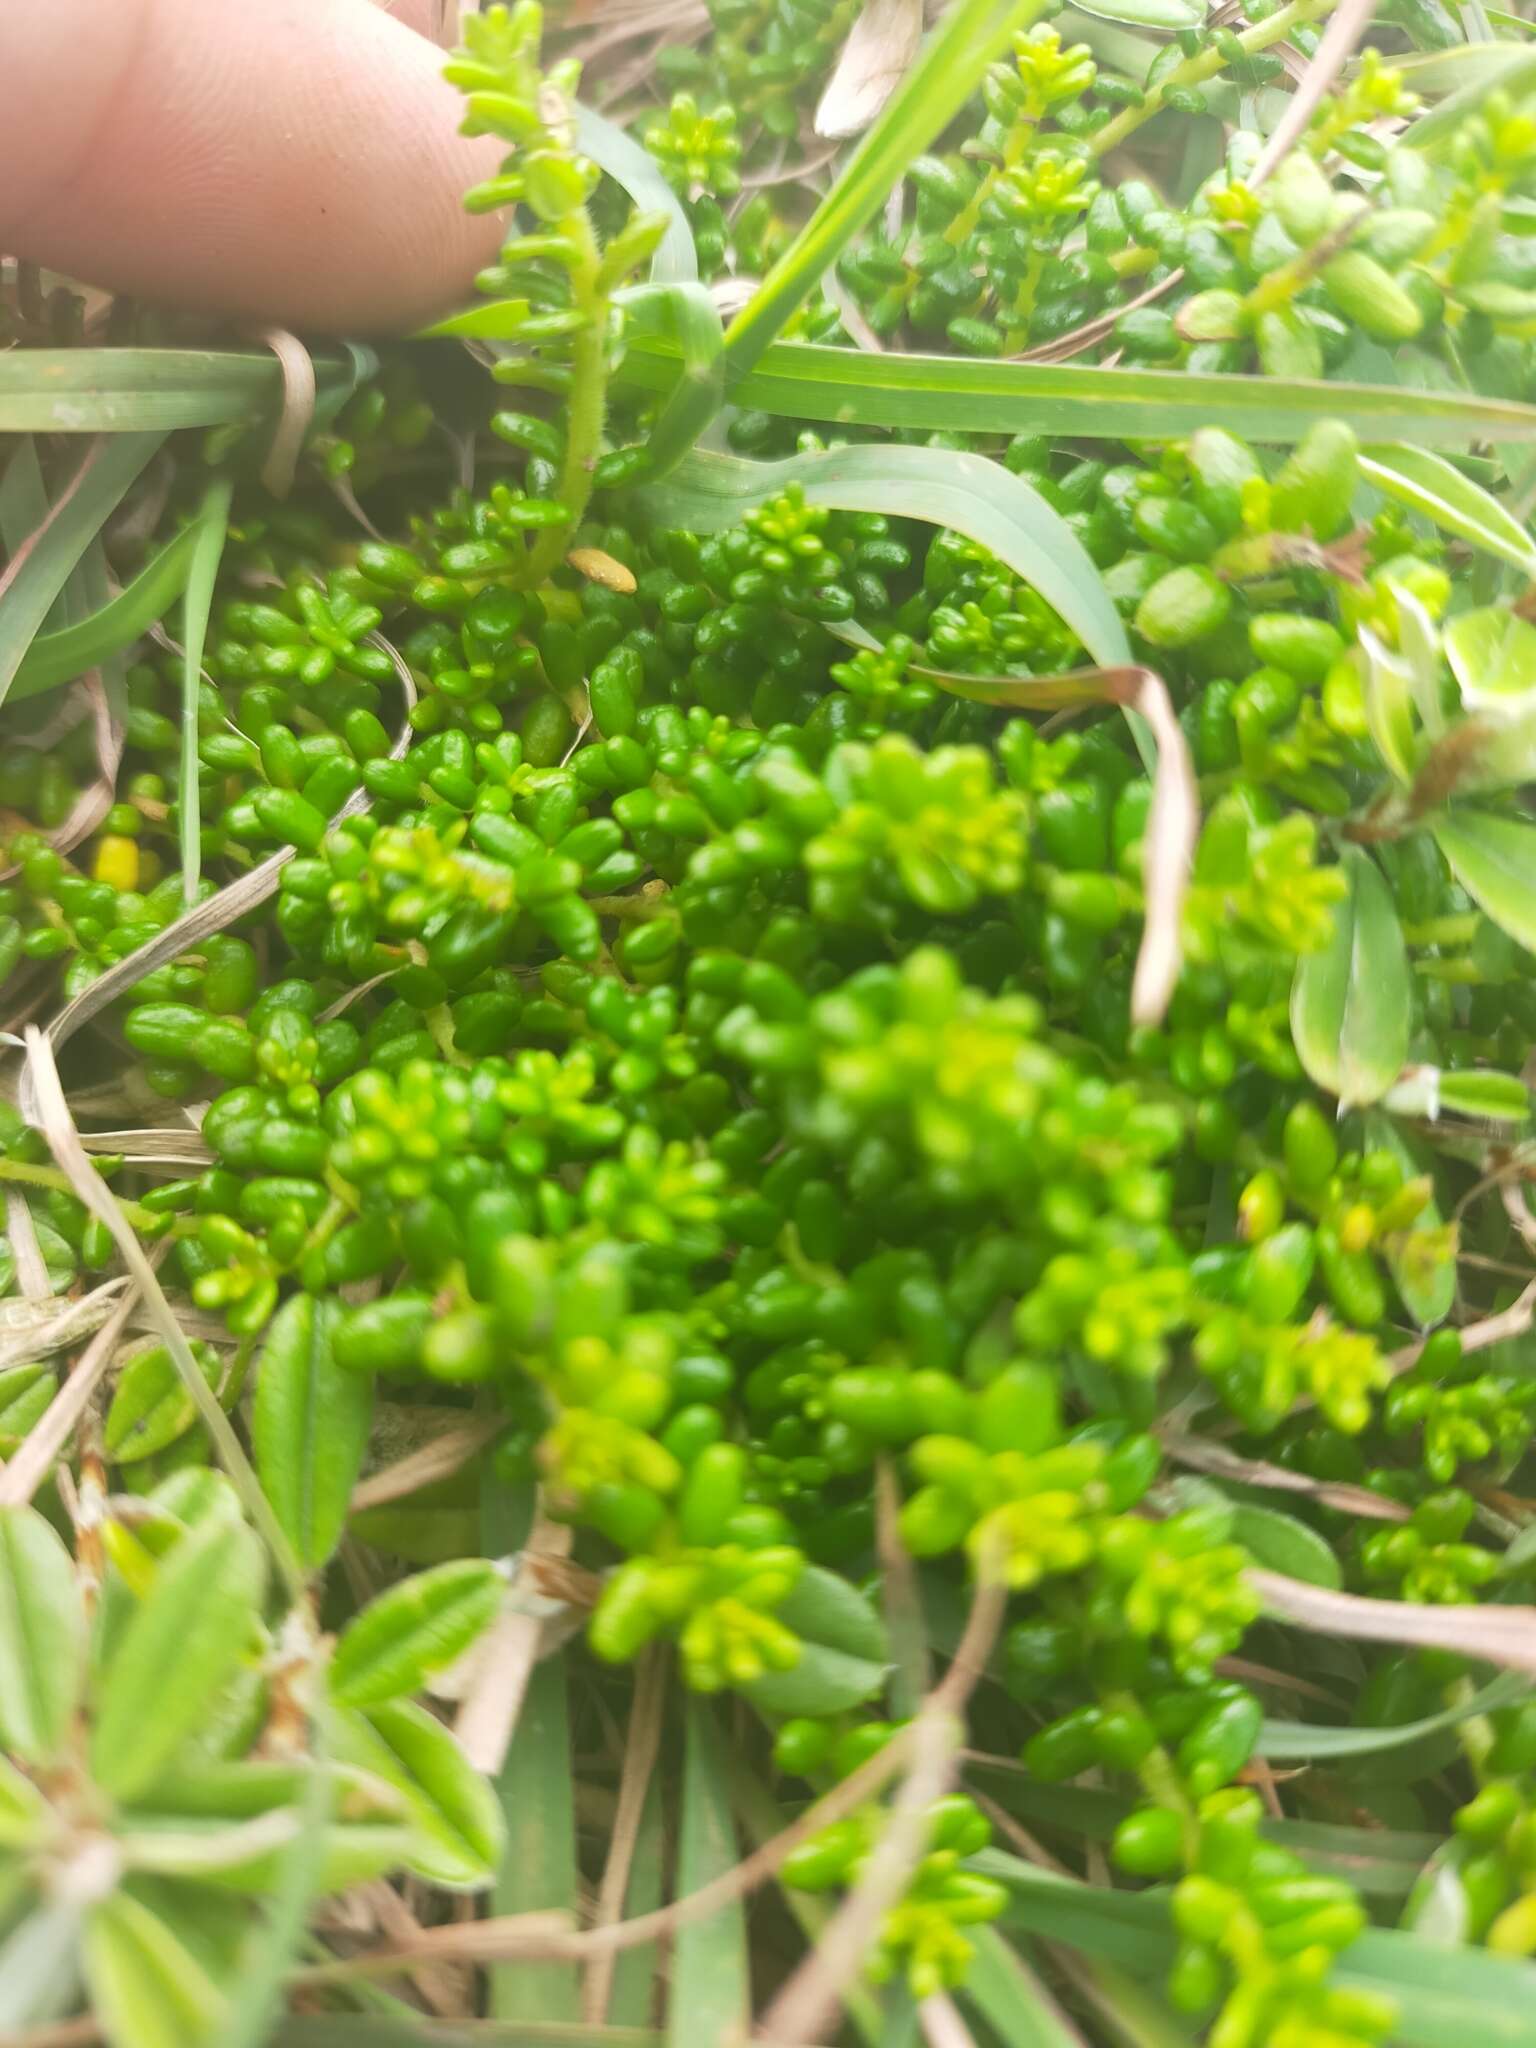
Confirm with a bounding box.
[753,1573,1009,2046]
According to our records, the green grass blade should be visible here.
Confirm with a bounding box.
[8,517,204,705]
[617,337,1536,446]
[962,1927,1092,2047]
[1257,1668,1529,1760]
[0,348,373,433]
[0,437,49,552]
[722,0,1042,376]
[638,443,1129,669]
[489,1659,580,2022]
[0,431,166,713]
[575,105,698,286]
[619,284,726,478]
[178,477,234,903]
[668,1700,750,2048]
[272,2025,662,2047]
[606,1771,667,2029]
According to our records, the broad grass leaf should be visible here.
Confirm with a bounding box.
[742,1564,890,1714]
[0,347,375,434]
[328,1557,502,1708]
[615,335,1536,446]
[487,1654,580,2019]
[1231,1504,1341,1590]
[82,1891,226,2048]
[1361,446,1536,578]
[639,443,1129,674]
[669,1701,750,2048]
[8,519,206,704]
[0,432,165,713]
[92,1513,264,1801]
[252,1292,373,1575]
[1433,809,1536,954]
[576,102,699,287]
[1290,847,1410,1108]
[0,1503,86,1765]
[1442,608,1536,719]
[330,1697,504,1890]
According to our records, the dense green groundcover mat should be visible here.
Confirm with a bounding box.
[11,2,1536,2043]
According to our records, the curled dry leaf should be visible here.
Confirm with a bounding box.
[250,326,317,500]
[816,0,924,139]
[1253,1567,1536,1677]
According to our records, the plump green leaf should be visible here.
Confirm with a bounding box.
[92,1513,265,1800]
[1432,809,1536,954]
[1231,1504,1341,1590]
[83,1891,225,2048]
[669,1700,749,2048]
[252,1292,373,1575]
[330,1697,504,1890]
[1361,447,1536,579]
[1363,1113,1457,1325]
[0,1504,86,1765]
[327,1557,503,1708]
[1291,847,1411,1107]
[104,1342,220,1465]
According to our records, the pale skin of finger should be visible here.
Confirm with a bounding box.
[0,0,505,333]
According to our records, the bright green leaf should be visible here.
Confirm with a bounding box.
[327,1557,502,1708]
[330,1698,504,1891]
[1432,809,1536,955]
[1291,847,1411,1107]
[252,1292,373,1576]
[1231,1504,1341,1590]
[82,1891,226,2048]
[0,1504,86,1766]
[92,1513,265,1801]
[1361,447,1536,580]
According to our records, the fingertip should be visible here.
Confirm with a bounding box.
[0,0,506,333]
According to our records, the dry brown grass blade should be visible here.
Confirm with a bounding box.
[0,1277,129,1373]
[251,326,317,499]
[453,1509,573,1774]
[347,1417,501,1514]
[1253,1566,1536,1675]
[5,1187,51,1302]
[816,0,922,138]
[25,635,414,1114]
[920,1993,980,2048]
[754,1572,1009,2046]
[1389,1277,1536,1378]
[583,1645,668,2024]
[23,1024,305,1598]
[1125,668,1197,1027]
[297,1595,1007,1987]
[1165,1433,1410,1522]
[1250,0,1380,185]
[0,1273,141,1507]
